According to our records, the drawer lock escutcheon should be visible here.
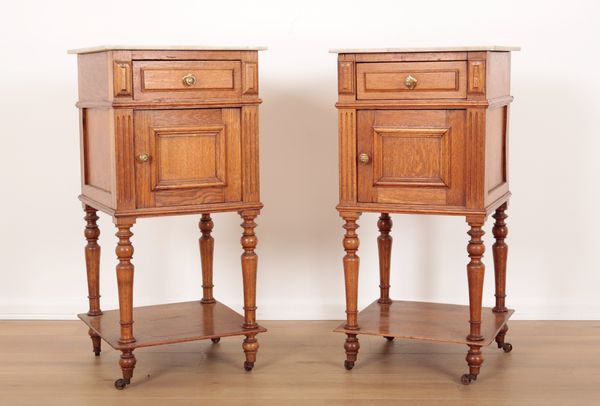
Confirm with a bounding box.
[404,75,418,90]
[137,153,151,163]
[182,74,197,87]
[358,153,371,164]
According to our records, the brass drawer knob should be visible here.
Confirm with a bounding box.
[404,75,418,90]
[137,153,151,163]
[358,152,370,164]
[182,74,196,87]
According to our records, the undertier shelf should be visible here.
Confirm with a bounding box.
[334,300,513,346]
[79,300,266,350]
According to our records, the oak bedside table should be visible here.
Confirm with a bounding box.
[332,46,519,384]
[69,46,266,389]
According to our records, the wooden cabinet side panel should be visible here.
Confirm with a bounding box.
[77,52,113,103]
[339,109,358,204]
[80,108,115,208]
[484,105,510,205]
[241,106,260,202]
[486,52,511,100]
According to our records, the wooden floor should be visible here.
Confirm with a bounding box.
[1,320,599,405]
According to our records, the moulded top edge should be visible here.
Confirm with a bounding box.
[68,45,268,54]
[329,46,521,54]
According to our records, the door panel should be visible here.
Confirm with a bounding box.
[134,109,241,208]
[357,110,466,206]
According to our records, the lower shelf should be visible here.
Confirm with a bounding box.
[78,300,266,350]
[334,300,513,346]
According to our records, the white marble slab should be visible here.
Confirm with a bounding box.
[68,45,268,54]
[329,46,520,54]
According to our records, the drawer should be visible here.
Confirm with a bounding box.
[356,61,467,100]
[133,60,242,101]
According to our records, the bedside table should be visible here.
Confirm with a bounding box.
[69,46,266,389]
[331,46,519,384]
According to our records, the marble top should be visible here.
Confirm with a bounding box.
[68,45,268,54]
[329,46,520,54]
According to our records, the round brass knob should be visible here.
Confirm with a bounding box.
[137,153,151,163]
[358,153,370,164]
[404,75,418,90]
[182,74,196,87]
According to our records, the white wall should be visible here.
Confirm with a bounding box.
[1,0,599,320]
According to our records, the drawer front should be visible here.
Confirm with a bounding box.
[356,61,467,100]
[357,110,466,206]
[133,61,242,101]
[134,108,242,208]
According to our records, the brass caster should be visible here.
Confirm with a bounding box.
[502,342,513,353]
[244,361,254,371]
[93,349,101,356]
[461,374,477,385]
[114,378,130,390]
[211,337,221,344]
[344,360,355,370]
[384,336,394,341]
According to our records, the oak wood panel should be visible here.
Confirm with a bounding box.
[334,300,513,346]
[485,105,509,205]
[133,60,242,101]
[357,61,467,100]
[134,108,242,208]
[79,301,266,350]
[77,52,112,102]
[357,109,466,207]
[80,108,114,208]
[486,52,511,100]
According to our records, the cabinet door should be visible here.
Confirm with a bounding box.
[134,109,241,208]
[357,110,466,207]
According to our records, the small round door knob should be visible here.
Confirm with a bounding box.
[182,74,196,87]
[358,153,370,164]
[137,153,151,163]
[404,75,418,89]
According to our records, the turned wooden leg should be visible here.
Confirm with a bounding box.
[341,212,361,369]
[492,203,512,353]
[462,345,484,385]
[199,213,216,305]
[84,205,103,356]
[114,350,137,390]
[377,213,393,305]
[242,333,259,371]
[114,219,136,389]
[466,218,486,342]
[240,210,260,370]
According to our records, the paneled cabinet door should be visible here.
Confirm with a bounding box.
[357,109,467,207]
[134,108,242,208]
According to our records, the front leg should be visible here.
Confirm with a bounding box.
[239,210,260,371]
[114,218,136,389]
[463,217,485,383]
[341,211,361,370]
[83,205,102,356]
